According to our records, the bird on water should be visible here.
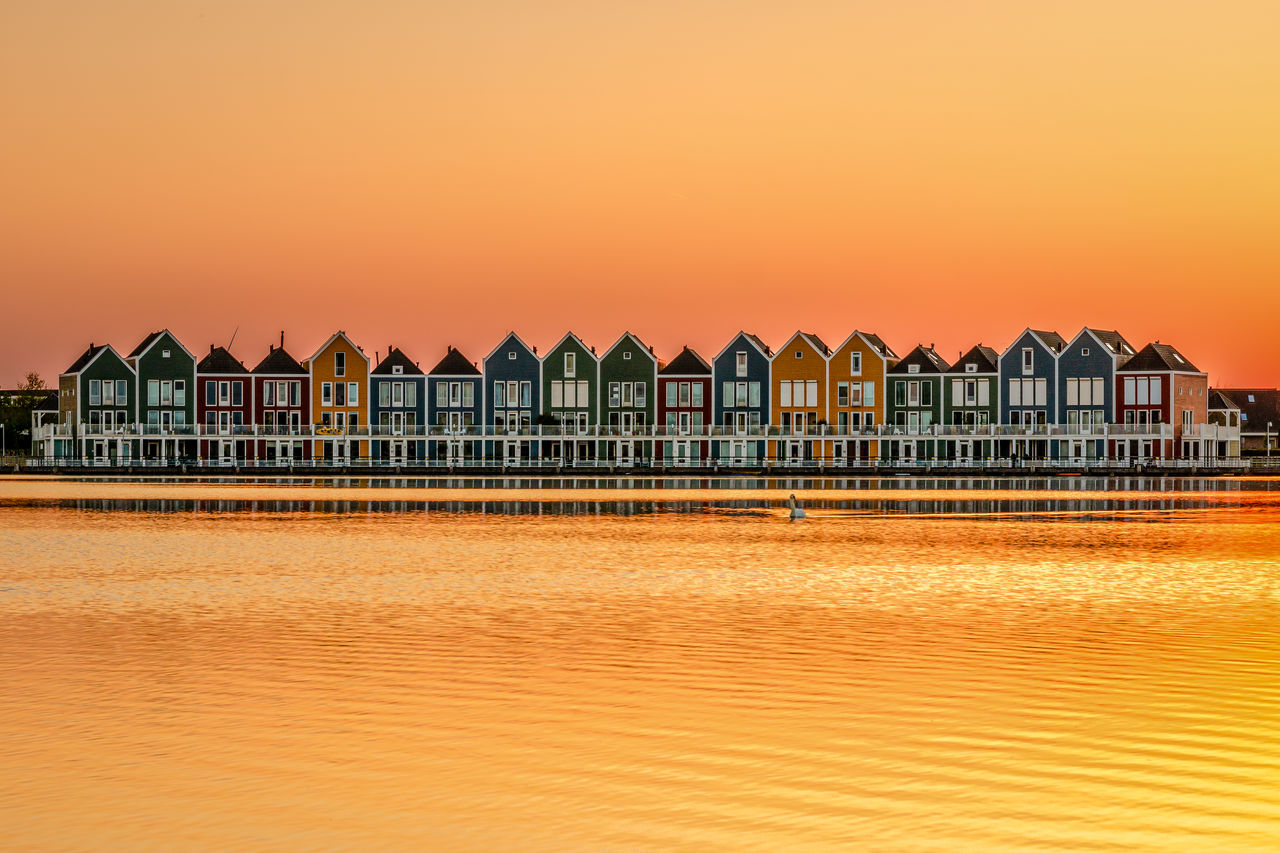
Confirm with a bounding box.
[788,493,806,520]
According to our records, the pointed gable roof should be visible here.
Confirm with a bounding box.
[484,331,536,363]
[372,346,424,376]
[543,331,597,360]
[659,346,712,375]
[1029,329,1067,353]
[306,330,367,367]
[64,343,111,375]
[127,329,193,362]
[33,390,59,412]
[890,344,951,375]
[947,345,999,374]
[1084,328,1136,359]
[128,331,163,358]
[602,331,657,363]
[1208,390,1239,411]
[429,346,481,376]
[1214,388,1278,430]
[197,345,249,375]
[252,345,307,375]
[1119,342,1201,373]
[831,330,899,362]
[778,331,830,358]
[715,331,772,361]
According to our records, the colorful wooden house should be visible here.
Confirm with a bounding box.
[541,332,599,463]
[770,332,830,464]
[250,338,310,463]
[711,332,771,465]
[1056,328,1136,461]
[128,330,197,462]
[1116,342,1208,460]
[943,345,999,461]
[1206,390,1242,461]
[371,346,426,464]
[598,332,657,466]
[657,346,712,466]
[998,328,1065,460]
[58,343,136,462]
[196,345,252,463]
[885,345,951,461]
[427,346,483,463]
[827,331,898,464]
[483,332,540,465]
[306,331,370,461]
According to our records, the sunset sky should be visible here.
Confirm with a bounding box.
[3,1,1278,385]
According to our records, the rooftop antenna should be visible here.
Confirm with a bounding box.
[227,325,239,352]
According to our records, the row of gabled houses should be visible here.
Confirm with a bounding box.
[29,326,1245,467]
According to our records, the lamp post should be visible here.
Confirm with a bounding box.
[1,423,5,456]
[1268,422,1273,459]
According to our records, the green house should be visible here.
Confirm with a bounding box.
[127,329,197,461]
[597,331,658,465]
[884,344,951,462]
[58,343,137,462]
[540,332,599,463]
[942,345,1000,461]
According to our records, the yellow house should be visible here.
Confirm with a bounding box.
[770,331,830,464]
[305,331,370,461]
[828,331,900,463]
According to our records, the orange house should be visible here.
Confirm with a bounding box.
[827,331,900,463]
[305,331,370,461]
[769,331,830,464]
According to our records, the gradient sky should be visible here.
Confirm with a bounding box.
[3,1,1278,386]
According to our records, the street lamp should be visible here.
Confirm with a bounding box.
[1268,422,1273,459]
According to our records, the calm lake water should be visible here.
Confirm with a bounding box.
[1,476,1278,851]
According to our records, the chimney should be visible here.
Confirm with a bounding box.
[270,344,274,352]
[533,346,537,355]
[649,345,654,354]
[211,344,214,353]
[280,331,284,349]
[591,346,596,355]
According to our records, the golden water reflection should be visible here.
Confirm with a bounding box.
[1,479,1278,850]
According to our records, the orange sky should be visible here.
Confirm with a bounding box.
[2,1,1278,386]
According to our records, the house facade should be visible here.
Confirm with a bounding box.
[427,347,483,463]
[1116,342,1208,460]
[770,332,830,464]
[1213,388,1279,454]
[482,332,540,465]
[196,345,252,463]
[998,329,1065,460]
[59,343,136,462]
[251,340,310,463]
[657,346,712,466]
[371,346,426,463]
[1055,328,1135,461]
[128,330,197,462]
[943,345,999,461]
[884,345,950,462]
[306,331,370,461]
[598,332,657,466]
[712,332,771,465]
[541,333,599,463]
[827,331,897,464]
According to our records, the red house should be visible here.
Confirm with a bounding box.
[251,338,311,463]
[1115,342,1208,461]
[196,345,252,463]
[657,346,713,466]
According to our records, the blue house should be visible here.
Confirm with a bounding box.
[483,332,540,464]
[711,331,771,464]
[1056,328,1136,461]
[427,346,483,463]
[371,346,426,463]
[998,328,1065,460]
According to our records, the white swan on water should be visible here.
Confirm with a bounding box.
[788,493,806,520]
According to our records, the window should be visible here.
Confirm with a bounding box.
[392,365,403,376]
[289,382,301,406]
[850,384,863,406]
[207,382,218,406]
[610,382,621,407]
[863,383,874,407]
[508,351,517,360]
[392,381,404,405]
[965,379,977,405]
[1008,379,1021,406]
[563,381,576,407]
[494,382,506,408]
[1082,347,1091,357]
[723,382,734,408]
[677,382,690,407]
[1067,378,1078,406]
[623,351,631,360]
[89,380,101,405]
[965,364,976,374]
[748,382,760,407]
[837,383,849,407]
[162,349,170,359]
[406,383,417,407]
[551,381,563,408]
[736,352,748,377]
[737,382,749,407]
[691,382,703,406]
[335,351,346,377]
[565,352,576,378]
[379,382,391,407]
[116,380,128,403]
[908,381,919,406]
[576,381,588,406]
[805,380,816,408]
[635,382,646,408]
[161,380,172,405]
[780,382,791,407]
[228,381,239,407]
[102,380,115,405]
[148,380,159,406]
[851,352,862,375]
[461,383,473,407]
[794,350,802,359]
[520,382,531,407]
[322,382,333,406]
[1035,378,1047,406]
[895,381,906,407]
[908,364,919,374]
[205,411,217,429]
[1150,380,1161,405]
[1022,347,1033,375]
[334,382,346,407]
[1124,377,1136,405]
[666,383,677,406]
[921,383,932,406]
[219,381,230,405]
